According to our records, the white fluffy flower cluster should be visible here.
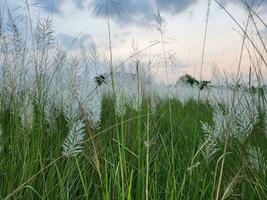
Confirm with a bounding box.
[62,120,85,158]
[247,145,266,173]
[115,91,127,117]
[202,94,259,142]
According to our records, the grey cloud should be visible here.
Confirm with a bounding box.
[34,0,86,13]
[33,0,267,15]
[220,0,267,8]
[155,0,198,14]
[73,0,86,9]
[28,0,199,26]
[91,0,198,26]
[34,0,63,13]
[57,33,94,50]
[92,0,152,26]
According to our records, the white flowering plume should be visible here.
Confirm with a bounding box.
[115,91,127,117]
[172,83,199,105]
[201,93,259,142]
[102,72,146,112]
[84,93,102,128]
[247,145,266,174]
[199,135,220,166]
[150,95,158,115]
[62,120,85,158]
[20,93,34,128]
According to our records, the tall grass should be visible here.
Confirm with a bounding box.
[0,1,267,199]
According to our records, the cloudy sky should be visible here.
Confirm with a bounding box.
[4,0,267,83]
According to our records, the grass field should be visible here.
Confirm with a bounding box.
[0,0,267,199]
[1,84,267,199]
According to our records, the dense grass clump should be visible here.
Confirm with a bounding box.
[0,96,267,199]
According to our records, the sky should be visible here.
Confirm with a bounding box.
[3,0,267,84]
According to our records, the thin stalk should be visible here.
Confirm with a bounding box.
[160,25,177,197]
[215,7,251,200]
[214,0,267,66]
[105,3,124,197]
[215,137,229,200]
[235,9,251,84]
[24,0,39,99]
[118,113,126,199]
[145,98,150,200]
[135,60,142,200]
[198,0,210,100]
[240,0,267,27]
[107,8,116,102]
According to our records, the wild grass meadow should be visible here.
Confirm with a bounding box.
[0,0,267,199]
